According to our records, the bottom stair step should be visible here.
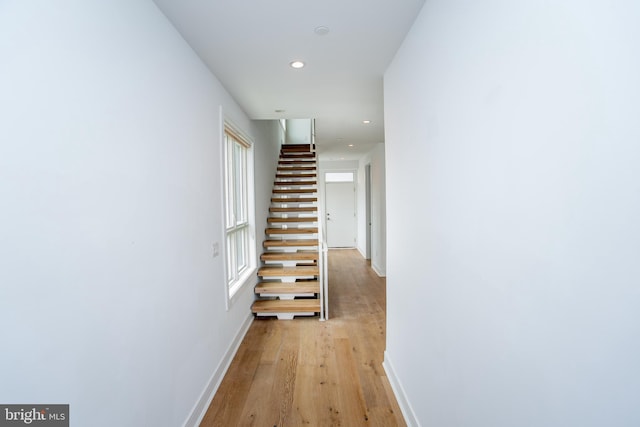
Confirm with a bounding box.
[252,299,321,314]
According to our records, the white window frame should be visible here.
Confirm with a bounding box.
[324,171,355,183]
[221,114,256,307]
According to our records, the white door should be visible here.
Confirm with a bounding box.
[325,181,356,247]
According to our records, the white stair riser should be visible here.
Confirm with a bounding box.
[257,275,316,281]
[258,293,315,299]
[256,312,316,320]
[263,260,313,267]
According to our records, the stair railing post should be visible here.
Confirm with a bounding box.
[317,204,328,321]
[316,146,329,321]
[312,118,328,320]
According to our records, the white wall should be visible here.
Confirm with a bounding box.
[384,1,640,426]
[0,1,280,426]
[285,118,312,145]
[319,160,360,171]
[357,144,386,276]
[253,119,284,261]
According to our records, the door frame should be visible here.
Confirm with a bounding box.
[322,169,357,248]
[364,163,372,259]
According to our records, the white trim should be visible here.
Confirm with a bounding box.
[227,266,258,309]
[364,162,372,260]
[182,314,254,427]
[220,107,256,309]
[383,351,420,427]
[371,263,386,277]
[223,113,253,148]
[356,246,367,259]
[218,107,229,306]
[324,171,355,182]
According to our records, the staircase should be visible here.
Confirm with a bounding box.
[251,143,326,320]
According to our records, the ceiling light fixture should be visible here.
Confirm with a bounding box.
[275,109,285,113]
[362,120,371,124]
[348,144,354,147]
[314,26,330,36]
[290,60,305,69]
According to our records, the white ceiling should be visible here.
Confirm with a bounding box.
[152,0,425,160]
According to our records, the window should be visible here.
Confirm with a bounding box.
[223,123,255,300]
[325,172,354,182]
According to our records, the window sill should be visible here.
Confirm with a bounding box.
[227,266,257,310]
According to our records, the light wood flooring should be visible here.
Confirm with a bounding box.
[200,249,405,427]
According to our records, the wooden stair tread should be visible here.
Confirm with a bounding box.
[259,265,319,276]
[280,152,315,157]
[276,173,316,179]
[274,181,317,186]
[261,251,319,261]
[281,144,315,151]
[266,227,318,234]
[270,206,317,212]
[277,166,316,171]
[268,217,318,223]
[271,197,318,203]
[252,299,320,313]
[278,162,315,166]
[280,156,315,160]
[279,161,316,165]
[272,188,316,194]
[255,281,320,294]
[263,239,318,247]
[278,154,315,159]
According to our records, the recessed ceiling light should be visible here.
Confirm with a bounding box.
[275,109,285,113]
[362,120,371,124]
[290,60,305,69]
[314,26,330,36]
[348,144,354,147]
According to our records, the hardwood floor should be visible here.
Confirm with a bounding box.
[200,249,405,427]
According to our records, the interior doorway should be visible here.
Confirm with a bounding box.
[324,171,356,248]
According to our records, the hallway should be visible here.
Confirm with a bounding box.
[200,249,405,426]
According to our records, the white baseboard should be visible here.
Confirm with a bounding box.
[383,351,420,427]
[371,263,386,277]
[357,246,367,259]
[182,313,254,427]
